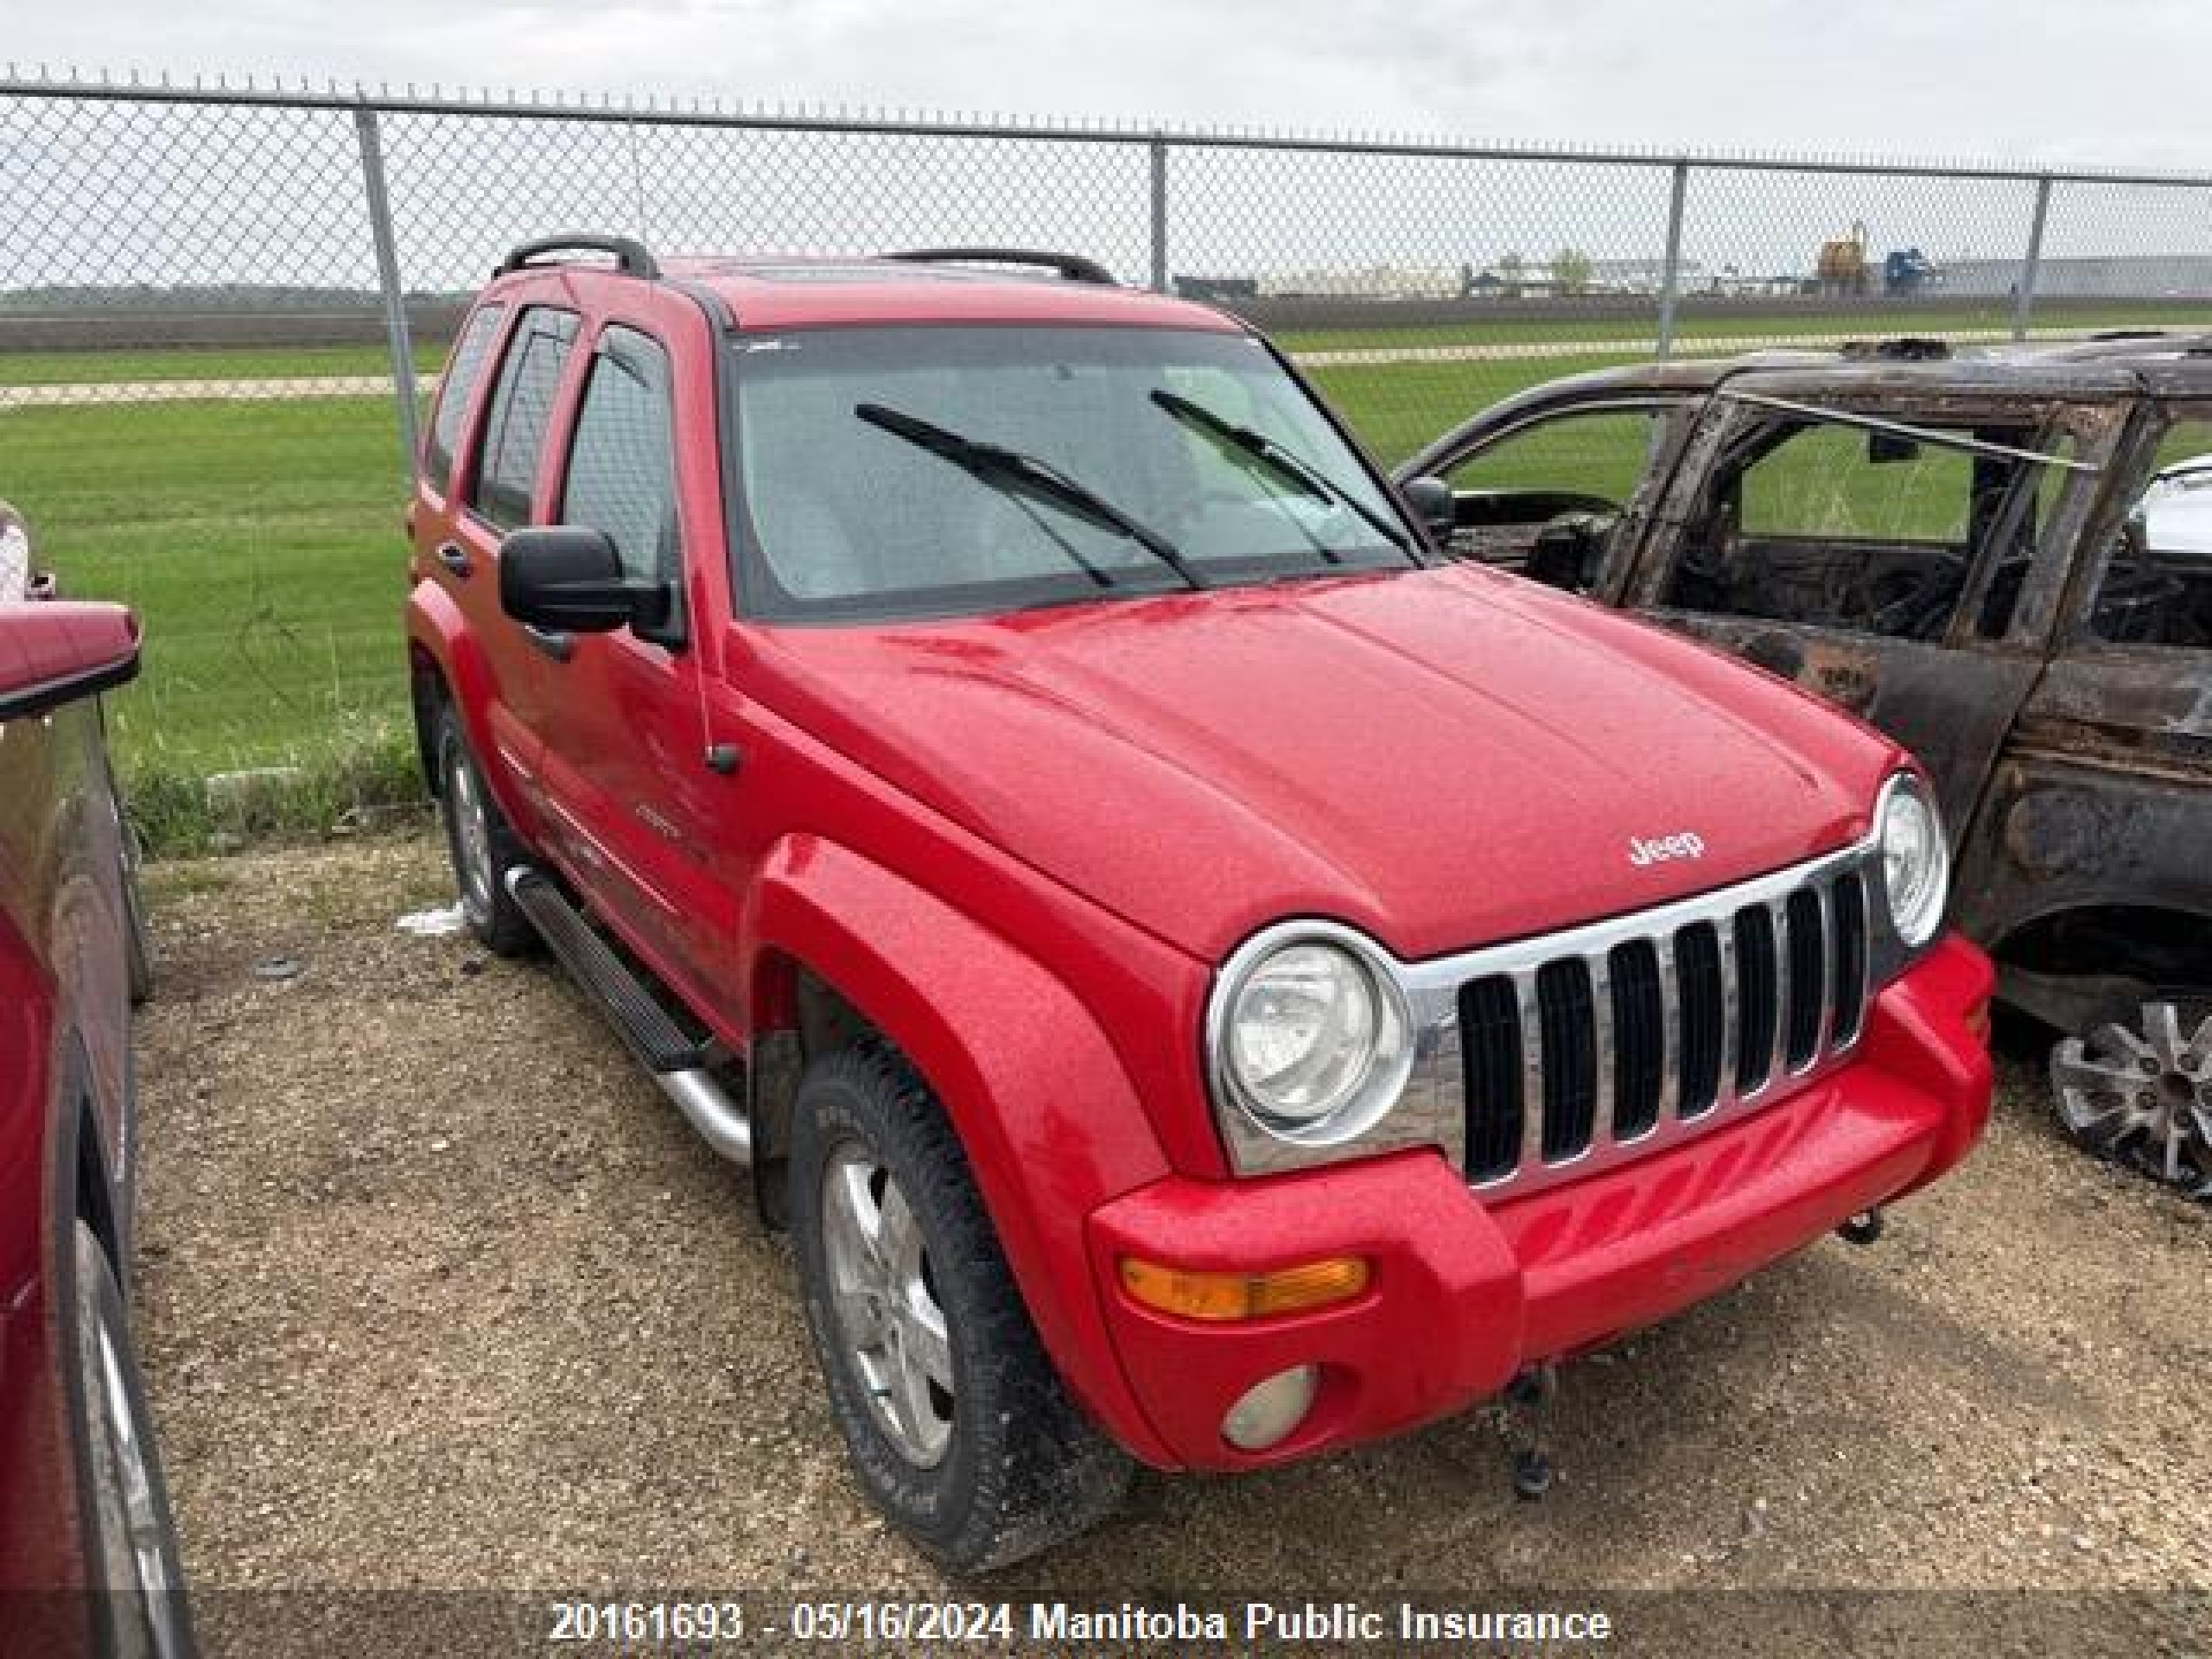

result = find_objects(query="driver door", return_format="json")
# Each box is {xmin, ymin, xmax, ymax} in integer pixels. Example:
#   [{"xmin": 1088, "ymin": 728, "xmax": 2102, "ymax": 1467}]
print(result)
[
  {"xmin": 1398, "ymin": 396, "xmax": 1698, "ymax": 595},
  {"xmin": 1624, "ymin": 390, "xmax": 2109, "ymax": 835}
]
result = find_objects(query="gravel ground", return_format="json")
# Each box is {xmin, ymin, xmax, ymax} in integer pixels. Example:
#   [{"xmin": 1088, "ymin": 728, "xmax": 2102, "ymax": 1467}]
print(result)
[{"xmin": 130, "ymin": 835, "xmax": 2209, "ymax": 1657}]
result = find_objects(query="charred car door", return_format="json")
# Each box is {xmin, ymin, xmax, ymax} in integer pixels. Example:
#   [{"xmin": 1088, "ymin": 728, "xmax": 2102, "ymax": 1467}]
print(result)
[
  {"xmin": 1396, "ymin": 394, "xmax": 1700, "ymax": 598},
  {"xmin": 1980, "ymin": 395, "xmax": 2212, "ymax": 1031},
  {"xmin": 1623, "ymin": 386, "xmax": 2117, "ymax": 837}
]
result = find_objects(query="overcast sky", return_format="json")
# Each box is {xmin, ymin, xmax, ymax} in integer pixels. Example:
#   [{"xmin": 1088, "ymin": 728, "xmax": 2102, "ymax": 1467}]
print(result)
[{"xmin": 9, "ymin": 0, "xmax": 2212, "ymax": 172}]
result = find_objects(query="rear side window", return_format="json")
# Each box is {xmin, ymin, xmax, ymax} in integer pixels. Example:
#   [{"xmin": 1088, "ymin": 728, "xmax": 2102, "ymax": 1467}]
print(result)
[
  {"xmin": 422, "ymin": 302, "xmax": 505, "ymax": 491},
  {"xmin": 1665, "ymin": 407, "xmax": 2075, "ymax": 644},
  {"xmin": 560, "ymin": 327, "xmax": 677, "ymax": 583},
  {"xmin": 471, "ymin": 308, "xmax": 579, "ymax": 531}
]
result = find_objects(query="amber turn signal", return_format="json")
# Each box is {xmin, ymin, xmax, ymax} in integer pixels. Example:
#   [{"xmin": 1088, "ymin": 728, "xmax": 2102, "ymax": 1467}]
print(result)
[
  {"xmin": 1118, "ymin": 1255, "xmax": 1371, "ymax": 1322},
  {"xmin": 1965, "ymin": 999, "xmax": 1993, "ymax": 1045}
]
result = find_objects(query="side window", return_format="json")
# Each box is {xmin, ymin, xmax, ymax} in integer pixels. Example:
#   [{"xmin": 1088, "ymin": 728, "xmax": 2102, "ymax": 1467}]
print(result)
[
  {"xmin": 1737, "ymin": 423, "xmax": 1972, "ymax": 543},
  {"xmin": 422, "ymin": 302, "xmax": 505, "ymax": 491},
  {"xmin": 469, "ymin": 308, "xmax": 579, "ymax": 531},
  {"xmin": 559, "ymin": 327, "xmax": 677, "ymax": 583},
  {"xmin": 1445, "ymin": 406, "xmax": 1668, "ymax": 505},
  {"xmin": 1667, "ymin": 410, "xmax": 2066, "ymax": 643},
  {"xmin": 1437, "ymin": 404, "xmax": 1673, "ymax": 591},
  {"xmin": 2092, "ymin": 411, "xmax": 2212, "ymax": 648}
]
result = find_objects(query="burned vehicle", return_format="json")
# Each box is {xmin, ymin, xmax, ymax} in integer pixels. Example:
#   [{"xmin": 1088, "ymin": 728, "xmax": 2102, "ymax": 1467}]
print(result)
[{"xmin": 1401, "ymin": 334, "xmax": 2212, "ymax": 1197}]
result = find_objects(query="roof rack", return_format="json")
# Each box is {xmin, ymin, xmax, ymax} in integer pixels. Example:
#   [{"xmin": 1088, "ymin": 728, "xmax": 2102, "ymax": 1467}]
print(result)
[
  {"xmin": 1839, "ymin": 336, "xmax": 1949, "ymax": 362},
  {"xmin": 882, "ymin": 247, "xmax": 1116, "ymax": 285},
  {"xmin": 498, "ymin": 232, "xmax": 661, "ymax": 280}
]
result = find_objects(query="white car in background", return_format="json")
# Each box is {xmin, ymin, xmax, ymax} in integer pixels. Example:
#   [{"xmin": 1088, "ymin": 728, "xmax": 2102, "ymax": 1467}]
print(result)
[{"xmin": 2137, "ymin": 454, "xmax": 2212, "ymax": 555}]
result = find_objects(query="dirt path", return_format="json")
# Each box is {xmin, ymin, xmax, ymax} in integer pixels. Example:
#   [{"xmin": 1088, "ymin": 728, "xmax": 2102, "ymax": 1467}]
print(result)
[{"xmin": 130, "ymin": 837, "xmax": 2209, "ymax": 1656}]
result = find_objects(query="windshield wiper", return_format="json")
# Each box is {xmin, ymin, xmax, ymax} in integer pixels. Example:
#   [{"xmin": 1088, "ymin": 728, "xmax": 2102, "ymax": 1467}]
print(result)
[
  {"xmin": 855, "ymin": 403, "xmax": 1205, "ymax": 591},
  {"xmin": 1149, "ymin": 388, "xmax": 1421, "ymax": 567}
]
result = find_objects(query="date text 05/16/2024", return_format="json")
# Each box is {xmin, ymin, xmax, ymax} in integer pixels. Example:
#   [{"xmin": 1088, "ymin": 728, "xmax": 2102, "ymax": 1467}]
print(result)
[{"xmin": 550, "ymin": 1601, "xmax": 1620, "ymax": 1646}]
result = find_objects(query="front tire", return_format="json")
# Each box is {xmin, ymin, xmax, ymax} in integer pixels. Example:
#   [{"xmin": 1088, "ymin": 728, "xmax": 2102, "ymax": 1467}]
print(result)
[
  {"xmin": 433, "ymin": 705, "xmax": 533, "ymax": 957},
  {"xmin": 788, "ymin": 1043, "xmax": 1131, "ymax": 1572},
  {"xmin": 69, "ymin": 1220, "xmax": 196, "ymax": 1659}
]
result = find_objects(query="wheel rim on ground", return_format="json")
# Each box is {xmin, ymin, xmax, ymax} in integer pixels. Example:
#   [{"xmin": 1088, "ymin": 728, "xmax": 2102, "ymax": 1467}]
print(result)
[
  {"xmin": 2051, "ymin": 1001, "xmax": 2212, "ymax": 1198},
  {"xmin": 76, "ymin": 1243, "xmax": 187, "ymax": 1659},
  {"xmin": 819, "ymin": 1141, "xmax": 956, "ymax": 1467},
  {"xmin": 442, "ymin": 736, "xmax": 496, "ymax": 924}
]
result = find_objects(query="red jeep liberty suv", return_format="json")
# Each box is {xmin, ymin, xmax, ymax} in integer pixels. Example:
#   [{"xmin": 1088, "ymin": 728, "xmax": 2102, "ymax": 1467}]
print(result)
[{"xmin": 404, "ymin": 237, "xmax": 1994, "ymax": 1568}]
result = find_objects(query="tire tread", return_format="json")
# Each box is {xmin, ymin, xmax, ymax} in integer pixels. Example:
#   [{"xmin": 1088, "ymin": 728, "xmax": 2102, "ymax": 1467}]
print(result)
[{"xmin": 791, "ymin": 1039, "xmax": 1130, "ymax": 1572}]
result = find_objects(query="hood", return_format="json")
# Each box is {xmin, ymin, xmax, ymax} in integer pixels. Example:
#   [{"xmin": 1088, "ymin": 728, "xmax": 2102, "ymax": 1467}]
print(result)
[{"xmin": 751, "ymin": 563, "xmax": 1900, "ymax": 963}]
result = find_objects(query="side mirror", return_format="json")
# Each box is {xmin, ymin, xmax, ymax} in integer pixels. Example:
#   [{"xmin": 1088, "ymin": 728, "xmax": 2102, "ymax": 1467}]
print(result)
[
  {"xmin": 0, "ymin": 601, "xmax": 141, "ymax": 722},
  {"xmin": 499, "ymin": 527, "xmax": 676, "ymax": 641},
  {"xmin": 1400, "ymin": 475, "xmax": 1457, "ymax": 541}
]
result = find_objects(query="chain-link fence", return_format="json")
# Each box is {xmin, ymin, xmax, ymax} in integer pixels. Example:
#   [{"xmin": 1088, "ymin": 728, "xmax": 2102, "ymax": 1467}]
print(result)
[{"xmin": 5, "ymin": 73, "xmax": 2212, "ymax": 816}]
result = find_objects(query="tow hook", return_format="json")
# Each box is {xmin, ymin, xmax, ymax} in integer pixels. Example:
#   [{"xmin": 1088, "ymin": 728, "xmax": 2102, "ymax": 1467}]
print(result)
[
  {"xmin": 1503, "ymin": 1363, "xmax": 1558, "ymax": 1500},
  {"xmin": 1838, "ymin": 1208, "xmax": 1885, "ymax": 1246}
]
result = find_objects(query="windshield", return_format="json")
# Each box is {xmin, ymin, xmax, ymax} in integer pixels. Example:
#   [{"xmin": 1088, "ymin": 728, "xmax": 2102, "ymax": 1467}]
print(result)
[{"xmin": 729, "ymin": 325, "xmax": 1414, "ymax": 620}]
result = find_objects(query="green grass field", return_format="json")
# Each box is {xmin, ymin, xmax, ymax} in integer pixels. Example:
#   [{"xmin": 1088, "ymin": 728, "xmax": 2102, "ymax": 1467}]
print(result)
[
  {"xmin": 9, "ymin": 302, "xmax": 2208, "ymax": 386},
  {"xmin": 1, "ymin": 392, "xmax": 420, "ymax": 842},
  {"xmin": 3, "ymin": 300, "xmax": 2204, "ymax": 848},
  {"xmin": 0, "ymin": 343, "xmax": 444, "ymax": 386}
]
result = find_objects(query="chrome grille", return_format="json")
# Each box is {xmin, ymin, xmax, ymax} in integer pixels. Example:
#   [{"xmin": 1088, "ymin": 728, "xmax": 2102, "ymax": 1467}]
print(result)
[{"xmin": 1444, "ymin": 849, "xmax": 1875, "ymax": 1199}]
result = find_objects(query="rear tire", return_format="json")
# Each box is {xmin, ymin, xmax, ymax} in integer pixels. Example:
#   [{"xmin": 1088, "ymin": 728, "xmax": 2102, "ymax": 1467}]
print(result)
[
  {"xmin": 69, "ymin": 1220, "xmax": 196, "ymax": 1659},
  {"xmin": 787, "ymin": 1042, "xmax": 1131, "ymax": 1571},
  {"xmin": 2051, "ymin": 1001, "xmax": 2212, "ymax": 1199},
  {"xmin": 434, "ymin": 705, "xmax": 534, "ymax": 957}
]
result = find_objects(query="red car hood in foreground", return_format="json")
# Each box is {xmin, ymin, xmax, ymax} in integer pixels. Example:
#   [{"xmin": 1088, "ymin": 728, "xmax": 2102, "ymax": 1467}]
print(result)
[{"xmin": 756, "ymin": 563, "xmax": 1902, "ymax": 963}]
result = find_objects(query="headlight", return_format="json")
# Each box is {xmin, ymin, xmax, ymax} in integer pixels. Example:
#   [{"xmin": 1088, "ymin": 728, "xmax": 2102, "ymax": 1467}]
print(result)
[
  {"xmin": 1211, "ymin": 926, "xmax": 1414, "ymax": 1147},
  {"xmin": 1877, "ymin": 772, "xmax": 1948, "ymax": 950}
]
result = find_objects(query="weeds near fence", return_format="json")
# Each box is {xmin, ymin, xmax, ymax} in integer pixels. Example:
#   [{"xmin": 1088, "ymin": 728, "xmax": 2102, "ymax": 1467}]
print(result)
[{"xmin": 125, "ymin": 717, "xmax": 429, "ymax": 856}]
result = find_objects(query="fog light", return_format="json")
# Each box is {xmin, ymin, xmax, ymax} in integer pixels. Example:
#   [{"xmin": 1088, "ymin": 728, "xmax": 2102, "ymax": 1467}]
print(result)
[{"xmin": 1221, "ymin": 1363, "xmax": 1319, "ymax": 1452}]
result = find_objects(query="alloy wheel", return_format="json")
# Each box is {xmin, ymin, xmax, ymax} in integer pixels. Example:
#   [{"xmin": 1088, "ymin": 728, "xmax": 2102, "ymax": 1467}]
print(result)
[
  {"xmin": 74, "ymin": 1230, "xmax": 188, "ymax": 1659},
  {"xmin": 442, "ymin": 737, "xmax": 496, "ymax": 923},
  {"xmin": 2052, "ymin": 1001, "xmax": 2212, "ymax": 1199},
  {"xmin": 819, "ymin": 1141, "xmax": 956, "ymax": 1466}
]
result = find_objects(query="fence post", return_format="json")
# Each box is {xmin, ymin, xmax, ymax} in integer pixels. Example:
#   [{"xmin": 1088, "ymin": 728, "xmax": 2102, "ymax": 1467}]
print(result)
[
  {"xmin": 1655, "ymin": 160, "xmax": 1690, "ymax": 359},
  {"xmin": 2013, "ymin": 175, "xmax": 2053, "ymax": 342},
  {"xmin": 1147, "ymin": 134, "xmax": 1170, "ymax": 293},
  {"xmin": 353, "ymin": 101, "xmax": 422, "ymax": 478}
]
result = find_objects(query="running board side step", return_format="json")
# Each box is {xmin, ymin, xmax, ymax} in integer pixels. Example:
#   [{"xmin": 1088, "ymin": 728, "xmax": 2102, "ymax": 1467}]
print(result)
[{"xmin": 505, "ymin": 868, "xmax": 752, "ymax": 1166}]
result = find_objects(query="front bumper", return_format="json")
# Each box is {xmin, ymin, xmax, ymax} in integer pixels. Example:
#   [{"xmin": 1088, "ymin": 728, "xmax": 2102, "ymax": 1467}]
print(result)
[{"xmin": 1084, "ymin": 935, "xmax": 1993, "ymax": 1471}]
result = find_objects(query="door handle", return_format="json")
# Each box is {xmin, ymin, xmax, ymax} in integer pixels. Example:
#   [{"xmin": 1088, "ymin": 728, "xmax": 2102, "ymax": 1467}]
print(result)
[
  {"xmin": 522, "ymin": 623, "xmax": 574, "ymax": 663},
  {"xmin": 435, "ymin": 542, "xmax": 472, "ymax": 578}
]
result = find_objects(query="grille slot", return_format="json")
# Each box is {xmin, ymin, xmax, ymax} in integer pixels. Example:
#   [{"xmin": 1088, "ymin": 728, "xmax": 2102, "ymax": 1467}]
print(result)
[
  {"xmin": 1459, "ymin": 974, "xmax": 1523, "ymax": 1183},
  {"xmin": 1785, "ymin": 887, "xmax": 1827, "ymax": 1068},
  {"xmin": 1535, "ymin": 958, "xmax": 1599, "ymax": 1160},
  {"xmin": 1830, "ymin": 871, "xmax": 1869, "ymax": 1048},
  {"xmin": 1456, "ymin": 849, "xmax": 1873, "ymax": 1194},
  {"xmin": 1732, "ymin": 905, "xmax": 1778, "ymax": 1096},
  {"xmin": 1608, "ymin": 939, "xmax": 1666, "ymax": 1138},
  {"xmin": 1675, "ymin": 922, "xmax": 1725, "ymax": 1119}
]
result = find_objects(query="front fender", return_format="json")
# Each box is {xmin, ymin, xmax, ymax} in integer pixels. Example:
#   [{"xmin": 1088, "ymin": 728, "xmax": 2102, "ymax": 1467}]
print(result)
[{"xmin": 742, "ymin": 835, "xmax": 1178, "ymax": 1465}]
